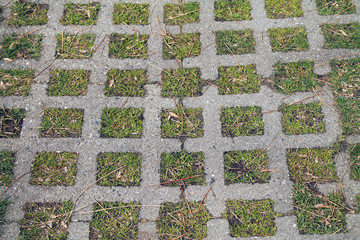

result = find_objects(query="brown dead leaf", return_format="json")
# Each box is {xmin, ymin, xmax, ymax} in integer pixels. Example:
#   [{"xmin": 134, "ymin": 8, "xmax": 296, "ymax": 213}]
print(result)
[
  {"xmin": 314, "ymin": 204, "xmax": 330, "ymax": 209},
  {"xmin": 169, "ymin": 112, "xmax": 180, "ymax": 118}
]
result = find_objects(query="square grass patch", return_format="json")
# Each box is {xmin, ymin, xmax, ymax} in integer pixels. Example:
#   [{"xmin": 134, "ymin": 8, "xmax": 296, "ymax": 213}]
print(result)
[
  {"xmin": 160, "ymin": 151, "xmax": 205, "ymax": 186},
  {"xmin": 157, "ymin": 201, "xmax": 211, "ymax": 239},
  {"xmin": 40, "ymin": 108, "xmax": 84, "ymax": 138},
  {"xmin": 8, "ymin": 0, "xmax": 48, "ymax": 26},
  {"xmin": 316, "ymin": 0, "xmax": 356, "ymax": 15},
  {"xmin": 349, "ymin": 144, "xmax": 360, "ymax": 180},
  {"xmin": 265, "ymin": 0, "xmax": 303, "ymax": 18},
  {"xmin": 19, "ymin": 201, "xmax": 73, "ymax": 240},
  {"xmin": 96, "ymin": 152, "xmax": 141, "ymax": 187},
  {"xmin": 0, "ymin": 108, "xmax": 25, "ymax": 138},
  {"xmin": 216, "ymin": 30, "xmax": 256, "ymax": 55},
  {"xmin": 273, "ymin": 61, "xmax": 321, "ymax": 94},
  {"xmin": 61, "ymin": 3, "xmax": 100, "ymax": 25},
  {"xmin": 287, "ymin": 148, "xmax": 338, "ymax": 184},
  {"xmin": 163, "ymin": 33, "xmax": 201, "ymax": 61},
  {"xmin": 224, "ymin": 150, "xmax": 270, "ymax": 184},
  {"xmin": 161, "ymin": 68, "xmax": 204, "ymax": 98},
  {"xmin": 225, "ymin": 199, "xmax": 278, "ymax": 237},
  {"xmin": 100, "ymin": 108, "xmax": 143, "ymax": 138},
  {"xmin": 164, "ymin": 2, "xmax": 200, "ymax": 26},
  {"xmin": 55, "ymin": 33, "xmax": 95, "ymax": 59},
  {"xmin": 113, "ymin": 3, "xmax": 149, "ymax": 25},
  {"xmin": 214, "ymin": 0, "xmax": 251, "ymax": 21},
  {"xmin": 0, "ymin": 69, "xmax": 34, "ymax": 96},
  {"xmin": 0, "ymin": 199, "xmax": 9, "ymax": 225},
  {"xmin": 322, "ymin": 23, "xmax": 360, "ymax": 49},
  {"xmin": 30, "ymin": 152, "xmax": 78, "ymax": 186},
  {"xmin": 329, "ymin": 58, "xmax": 360, "ymax": 135},
  {"xmin": 48, "ymin": 69, "xmax": 89, "ymax": 96},
  {"xmin": 269, "ymin": 27, "xmax": 309, "ymax": 52},
  {"xmin": 0, "ymin": 34, "xmax": 42, "ymax": 60},
  {"xmin": 90, "ymin": 202, "xmax": 140, "ymax": 239},
  {"xmin": 109, "ymin": 34, "xmax": 148, "ymax": 59},
  {"xmin": 216, "ymin": 65, "xmax": 260, "ymax": 95},
  {"xmin": 280, "ymin": 102, "xmax": 325, "ymax": 135},
  {"xmin": 161, "ymin": 105, "xmax": 204, "ymax": 138},
  {"xmin": 0, "ymin": 150, "xmax": 15, "ymax": 186},
  {"xmin": 293, "ymin": 184, "xmax": 347, "ymax": 234},
  {"xmin": 105, "ymin": 69, "xmax": 146, "ymax": 97},
  {"xmin": 221, "ymin": 106, "xmax": 264, "ymax": 137}
]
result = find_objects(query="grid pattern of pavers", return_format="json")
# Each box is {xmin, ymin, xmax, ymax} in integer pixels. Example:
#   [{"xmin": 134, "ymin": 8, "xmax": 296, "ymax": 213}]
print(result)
[{"xmin": 0, "ymin": 0, "xmax": 360, "ymax": 239}]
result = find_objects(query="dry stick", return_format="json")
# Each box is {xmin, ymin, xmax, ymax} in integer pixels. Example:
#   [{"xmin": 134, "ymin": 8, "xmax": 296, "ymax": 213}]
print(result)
[
  {"xmin": 74, "ymin": 204, "xmax": 161, "ymax": 216},
  {"xmin": 144, "ymin": 174, "xmax": 204, "ymax": 188},
  {"xmin": 195, "ymin": 185, "xmax": 212, "ymax": 213},
  {"xmin": 93, "ymin": 35, "xmax": 107, "ymax": 52},
  {"xmin": 180, "ymin": 185, "xmax": 193, "ymax": 217},
  {"xmin": 33, "ymin": 58, "xmax": 56, "ymax": 79},
  {"xmin": 312, "ymin": 88, "xmax": 335, "ymax": 110}
]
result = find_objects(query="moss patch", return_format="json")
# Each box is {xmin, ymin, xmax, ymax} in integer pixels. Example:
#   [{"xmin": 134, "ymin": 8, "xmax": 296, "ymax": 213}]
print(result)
[
  {"xmin": 109, "ymin": 34, "xmax": 148, "ymax": 59},
  {"xmin": 164, "ymin": 2, "xmax": 200, "ymax": 26},
  {"xmin": 280, "ymin": 102, "xmax": 325, "ymax": 135},
  {"xmin": 0, "ymin": 150, "xmax": 15, "ymax": 186},
  {"xmin": 61, "ymin": 3, "xmax": 100, "ymax": 25},
  {"xmin": 287, "ymin": 148, "xmax": 338, "ymax": 184},
  {"xmin": 216, "ymin": 30, "xmax": 256, "ymax": 55},
  {"xmin": 216, "ymin": 65, "xmax": 260, "ymax": 95},
  {"xmin": 214, "ymin": 0, "xmax": 251, "ymax": 21},
  {"xmin": 293, "ymin": 184, "xmax": 346, "ymax": 234},
  {"xmin": 161, "ymin": 68, "xmax": 204, "ymax": 98},
  {"xmin": 8, "ymin": 0, "xmax": 48, "ymax": 26},
  {"xmin": 105, "ymin": 69, "xmax": 146, "ymax": 97},
  {"xmin": 55, "ymin": 33, "xmax": 95, "ymax": 59},
  {"xmin": 161, "ymin": 105, "xmax": 204, "ymax": 138},
  {"xmin": 113, "ymin": 3, "xmax": 149, "ymax": 25},
  {"xmin": 48, "ymin": 69, "xmax": 89, "ymax": 96},
  {"xmin": 225, "ymin": 199, "xmax": 277, "ymax": 237},
  {"xmin": 349, "ymin": 144, "xmax": 360, "ymax": 180},
  {"xmin": 224, "ymin": 150, "xmax": 270, "ymax": 184},
  {"xmin": 40, "ymin": 108, "xmax": 84, "ymax": 138},
  {"xmin": 273, "ymin": 61, "xmax": 321, "ymax": 94},
  {"xmin": 100, "ymin": 108, "xmax": 143, "ymax": 138},
  {"xmin": 157, "ymin": 201, "xmax": 211, "ymax": 239},
  {"xmin": 268, "ymin": 27, "xmax": 309, "ymax": 52},
  {"xmin": 316, "ymin": 0, "xmax": 356, "ymax": 15},
  {"xmin": 0, "ymin": 108, "xmax": 25, "ymax": 138},
  {"xmin": 0, "ymin": 34, "xmax": 42, "ymax": 60},
  {"xmin": 163, "ymin": 33, "xmax": 201, "ymax": 61},
  {"xmin": 0, "ymin": 69, "xmax": 34, "ymax": 96},
  {"xmin": 160, "ymin": 151, "xmax": 205, "ymax": 186},
  {"xmin": 265, "ymin": 0, "xmax": 303, "ymax": 18},
  {"xmin": 96, "ymin": 152, "xmax": 141, "ymax": 187},
  {"xmin": 90, "ymin": 202, "xmax": 140, "ymax": 239},
  {"xmin": 322, "ymin": 23, "xmax": 360, "ymax": 49},
  {"xmin": 221, "ymin": 106, "xmax": 264, "ymax": 137},
  {"xmin": 30, "ymin": 152, "xmax": 78, "ymax": 186}
]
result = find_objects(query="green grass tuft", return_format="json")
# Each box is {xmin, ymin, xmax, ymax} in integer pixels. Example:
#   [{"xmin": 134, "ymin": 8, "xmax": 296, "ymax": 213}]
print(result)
[
  {"xmin": 214, "ymin": 0, "xmax": 251, "ymax": 21},
  {"xmin": 19, "ymin": 201, "xmax": 73, "ymax": 240},
  {"xmin": 221, "ymin": 106, "xmax": 264, "ymax": 137},
  {"xmin": 100, "ymin": 108, "xmax": 143, "ymax": 138},
  {"xmin": 356, "ymin": 195, "xmax": 360, "ymax": 213},
  {"xmin": 225, "ymin": 199, "xmax": 278, "ymax": 237},
  {"xmin": 280, "ymin": 102, "xmax": 325, "ymax": 135},
  {"xmin": 0, "ymin": 34, "xmax": 42, "ymax": 60},
  {"xmin": 0, "ymin": 150, "xmax": 15, "ymax": 186},
  {"xmin": 349, "ymin": 144, "xmax": 360, "ymax": 180},
  {"xmin": 89, "ymin": 202, "xmax": 140, "ymax": 239},
  {"xmin": 0, "ymin": 69, "xmax": 34, "ymax": 96},
  {"xmin": 268, "ymin": 27, "xmax": 309, "ymax": 52},
  {"xmin": 105, "ymin": 69, "xmax": 146, "ymax": 97},
  {"xmin": 224, "ymin": 150, "xmax": 270, "ymax": 184},
  {"xmin": 216, "ymin": 30, "xmax": 256, "ymax": 55},
  {"xmin": 157, "ymin": 201, "xmax": 211, "ymax": 239},
  {"xmin": 113, "ymin": 3, "xmax": 149, "ymax": 25},
  {"xmin": 216, "ymin": 65, "xmax": 260, "ymax": 95},
  {"xmin": 40, "ymin": 108, "xmax": 84, "ymax": 138},
  {"xmin": 322, "ymin": 23, "xmax": 360, "ymax": 49},
  {"xmin": 160, "ymin": 151, "xmax": 205, "ymax": 186},
  {"xmin": 61, "ymin": 3, "xmax": 100, "ymax": 25},
  {"xmin": 265, "ymin": 0, "xmax": 303, "ymax": 18},
  {"xmin": 31, "ymin": 152, "xmax": 78, "ymax": 186},
  {"xmin": 48, "ymin": 69, "xmax": 89, "ymax": 96},
  {"xmin": 55, "ymin": 33, "xmax": 95, "ymax": 59},
  {"xmin": 161, "ymin": 68, "xmax": 204, "ymax": 98},
  {"xmin": 0, "ymin": 199, "xmax": 9, "ymax": 225},
  {"xmin": 0, "ymin": 108, "xmax": 25, "ymax": 138},
  {"xmin": 164, "ymin": 2, "xmax": 200, "ymax": 26},
  {"xmin": 109, "ymin": 34, "xmax": 148, "ymax": 59},
  {"xmin": 316, "ymin": 0, "xmax": 356, "ymax": 15},
  {"xmin": 8, "ymin": 0, "xmax": 48, "ymax": 26},
  {"xmin": 163, "ymin": 33, "xmax": 201, "ymax": 61},
  {"xmin": 96, "ymin": 152, "xmax": 141, "ymax": 187}
]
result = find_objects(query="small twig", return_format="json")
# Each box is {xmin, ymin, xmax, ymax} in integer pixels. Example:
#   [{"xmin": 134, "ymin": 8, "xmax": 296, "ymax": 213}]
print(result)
[
  {"xmin": 93, "ymin": 35, "xmax": 107, "ymax": 52},
  {"xmin": 144, "ymin": 174, "xmax": 204, "ymax": 188},
  {"xmin": 195, "ymin": 185, "xmax": 212, "ymax": 213},
  {"xmin": 33, "ymin": 58, "xmax": 56, "ymax": 78}
]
